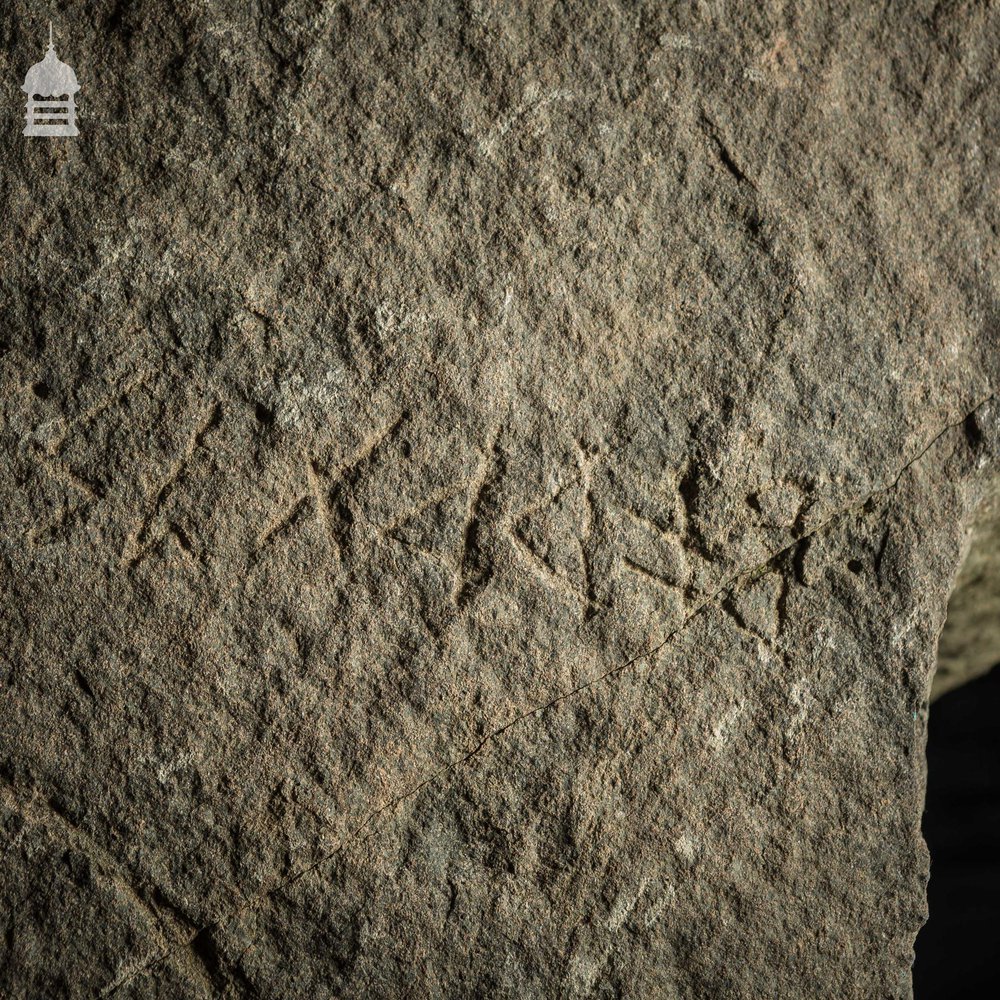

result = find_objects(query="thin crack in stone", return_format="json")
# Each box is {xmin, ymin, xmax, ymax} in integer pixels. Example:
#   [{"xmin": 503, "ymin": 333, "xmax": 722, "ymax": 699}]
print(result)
[{"xmin": 99, "ymin": 392, "xmax": 995, "ymax": 994}]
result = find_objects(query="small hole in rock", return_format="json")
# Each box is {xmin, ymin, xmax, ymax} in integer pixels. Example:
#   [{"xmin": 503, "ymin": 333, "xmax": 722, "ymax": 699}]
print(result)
[
  {"xmin": 32, "ymin": 381, "xmax": 50, "ymax": 400},
  {"xmin": 847, "ymin": 559, "xmax": 864, "ymax": 574},
  {"xmin": 255, "ymin": 402, "xmax": 275, "ymax": 426}
]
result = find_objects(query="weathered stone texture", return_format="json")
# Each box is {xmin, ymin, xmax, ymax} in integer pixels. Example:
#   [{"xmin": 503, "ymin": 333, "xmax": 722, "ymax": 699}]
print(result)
[
  {"xmin": 935, "ymin": 480, "xmax": 1000, "ymax": 698},
  {"xmin": 1, "ymin": 1, "xmax": 998, "ymax": 997}
]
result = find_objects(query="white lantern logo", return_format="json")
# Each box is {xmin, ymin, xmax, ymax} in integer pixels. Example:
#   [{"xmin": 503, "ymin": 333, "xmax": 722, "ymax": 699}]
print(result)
[{"xmin": 22, "ymin": 23, "xmax": 80, "ymax": 138}]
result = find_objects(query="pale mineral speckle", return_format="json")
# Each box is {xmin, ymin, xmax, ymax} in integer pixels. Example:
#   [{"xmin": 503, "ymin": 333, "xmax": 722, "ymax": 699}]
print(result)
[{"xmin": 674, "ymin": 834, "xmax": 699, "ymax": 865}]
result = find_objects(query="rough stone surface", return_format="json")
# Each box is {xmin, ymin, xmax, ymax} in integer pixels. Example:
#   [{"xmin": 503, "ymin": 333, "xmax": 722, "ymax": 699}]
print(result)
[
  {"xmin": 1, "ymin": 2, "xmax": 998, "ymax": 997},
  {"xmin": 934, "ymin": 487, "xmax": 1000, "ymax": 698}
]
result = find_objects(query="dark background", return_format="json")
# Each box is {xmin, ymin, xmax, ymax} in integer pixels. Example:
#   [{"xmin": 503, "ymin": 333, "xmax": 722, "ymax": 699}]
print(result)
[{"xmin": 914, "ymin": 665, "xmax": 1000, "ymax": 997}]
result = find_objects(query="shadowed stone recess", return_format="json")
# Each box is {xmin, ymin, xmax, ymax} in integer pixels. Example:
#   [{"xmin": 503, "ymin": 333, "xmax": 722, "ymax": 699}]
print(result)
[
  {"xmin": 0, "ymin": 2, "xmax": 998, "ymax": 998},
  {"xmin": 934, "ymin": 478, "xmax": 1000, "ymax": 699}
]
